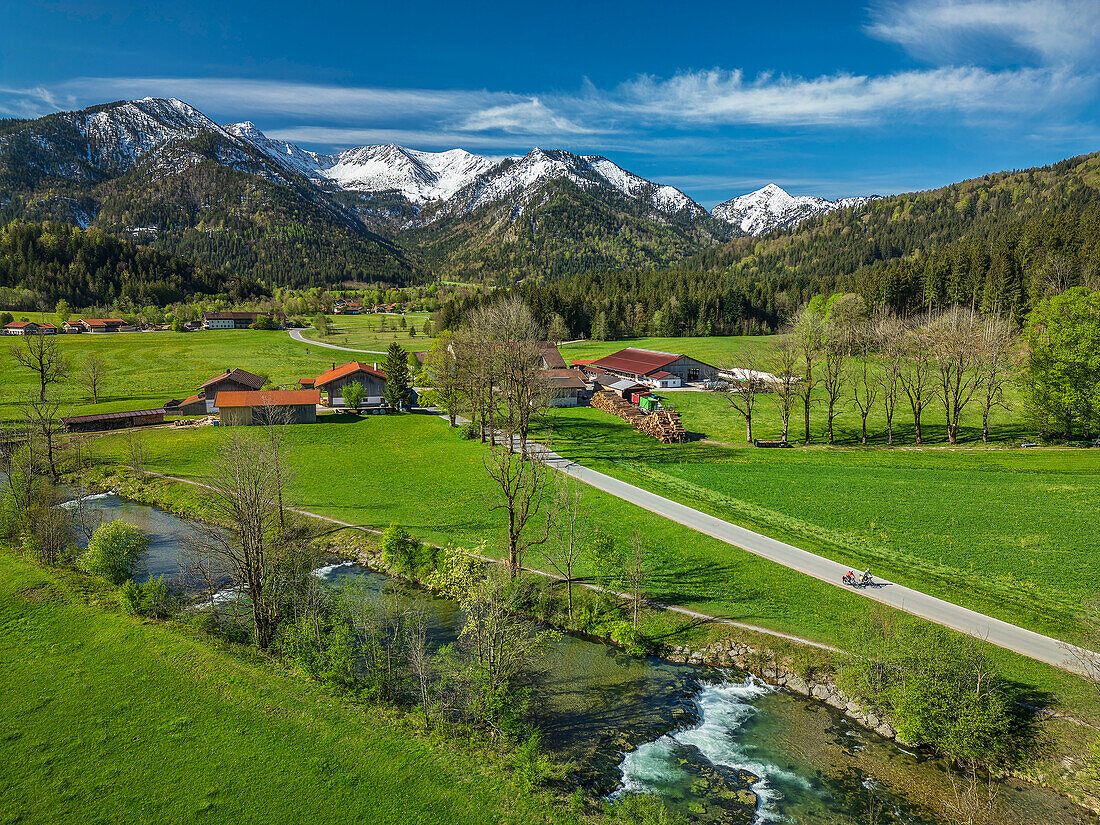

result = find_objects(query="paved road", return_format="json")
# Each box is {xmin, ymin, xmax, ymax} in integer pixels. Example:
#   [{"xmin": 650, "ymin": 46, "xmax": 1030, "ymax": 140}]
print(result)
[
  {"xmin": 287, "ymin": 328, "xmax": 385, "ymax": 354},
  {"xmin": 517, "ymin": 438, "xmax": 1093, "ymax": 677}
]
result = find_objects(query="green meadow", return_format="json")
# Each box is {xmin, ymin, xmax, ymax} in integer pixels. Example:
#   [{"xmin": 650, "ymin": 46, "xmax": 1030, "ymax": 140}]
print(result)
[
  {"xmin": 298, "ymin": 312, "xmax": 432, "ymax": 353},
  {"xmin": 0, "ymin": 549, "xmax": 563, "ymax": 825}
]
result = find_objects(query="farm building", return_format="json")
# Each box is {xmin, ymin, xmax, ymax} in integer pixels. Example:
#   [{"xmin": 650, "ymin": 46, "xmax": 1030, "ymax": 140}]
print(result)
[
  {"xmin": 536, "ymin": 343, "xmax": 567, "ymax": 369},
  {"xmin": 607, "ymin": 379, "xmax": 651, "ymax": 400},
  {"xmin": 62, "ymin": 408, "xmax": 165, "ymax": 433},
  {"xmin": 202, "ymin": 311, "xmax": 284, "ymax": 330},
  {"xmin": 3, "ymin": 321, "xmax": 56, "ymax": 335},
  {"xmin": 172, "ymin": 368, "xmax": 267, "ymax": 415},
  {"xmin": 313, "ymin": 361, "xmax": 388, "ymax": 408},
  {"xmin": 586, "ymin": 348, "xmax": 719, "ymax": 387},
  {"xmin": 80, "ymin": 318, "xmax": 130, "ymax": 333},
  {"xmin": 62, "ymin": 321, "xmax": 84, "ymax": 333},
  {"xmin": 540, "ymin": 369, "xmax": 589, "ymax": 407},
  {"xmin": 216, "ymin": 390, "xmax": 320, "ymax": 426}
]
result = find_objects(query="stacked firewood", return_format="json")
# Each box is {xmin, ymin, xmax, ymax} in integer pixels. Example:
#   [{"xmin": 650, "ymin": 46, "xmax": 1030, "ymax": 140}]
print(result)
[{"xmin": 589, "ymin": 390, "xmax": 686, "ymax": 443}]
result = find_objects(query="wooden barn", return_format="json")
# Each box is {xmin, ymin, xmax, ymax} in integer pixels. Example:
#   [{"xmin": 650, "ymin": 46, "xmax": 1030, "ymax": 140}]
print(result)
[
  {"xmin": 62, "ymin": 408, "xmax": 165, "ymax": 433},
  {"xmin": 587, "ymin": 348, "xmax": 719, "ymax": 387},
  {"xmin": 215, "ymin": 389, "xmax": 320, "ymax": 426},
  {"xmin": 313, "ymin": 361, "xmax": 388, "ymax": 408}
]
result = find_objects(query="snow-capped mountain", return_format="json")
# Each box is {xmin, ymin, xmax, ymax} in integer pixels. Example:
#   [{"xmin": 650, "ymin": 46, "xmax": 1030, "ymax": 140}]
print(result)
[
  {"xmin": 428, "ymin": 148, "xmax": 708, "ymax": 222},
  {"xmin": 711, "ymin": 184, "xmax": 876, "ymax": 235},
  {"xmin": 225, "ymin": 122, "xmax": 496, "ymax": 204}
]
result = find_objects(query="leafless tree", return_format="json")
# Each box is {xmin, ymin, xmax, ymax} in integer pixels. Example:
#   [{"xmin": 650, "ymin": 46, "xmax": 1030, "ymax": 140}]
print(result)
[
  {"xmin": 792, "ymin": 305, "xmax": 823, "ymax": 444},
  {"xmin": 538, "ymin": 475, "xmax": 588, "ymax": 623},
  {"xmin": 454, "ymin": 313, "xmax": 498, "ymax": 443},
  {"xmin": 80, "ymin": 354, "xmax": 106, "ymax": 403},
  {"xmin": 125, "ymin": 428, "xmax": 147, "ymax": 474},
  {"xmin": 943, "ymin": 763, "xmax": 1000, "ymax": 825},
  {"xmin": 899, "ymin": 317, "xmax": 935, "ymax": 445},
  {"xmin": 851, "ymin": 350, "xmax": 879, "ymax": 446},
  {"xmin": 25, "ymin": 394, "xmax": 66, "ymax": 479},
  {"xmin": 820, "ymin": 330, "xmax": 849, "ymax": 445},
  {"xmin": 721, "ymin": 350, "xmax": 767, "ymax": 443},
  {"xmin": 484, "ymin": 297, "xmax": 547, "ymax": 458},
  {"xmin": 770, "ymin": 336, "xmax": 800, "ymax": 442},
  {"xmin": 874, "ymin": 312, "xmax": 906, "ymax": 446},
  {"xmin": 485, "ymin": 439, "xmax": 550, "ymax": 578},
  {"xmin": 11, "ymin": 332, "xmax": 68, "ymax": 401},
  {"xmin": 930, "ymin": 306, "xmax": 983, "ymax": 445},
  {"xmin": 259, "ymin": 396, "xmax": 296, "ymax": 531},
  {"xmin": 190, "ymin": 428, "xmax": 315, "ymax": 649},
  {"xmin": 404, "ymin": 609, "xmax": 435, "ymax": 730},
  {"xmin": 976, "ymin": 314, "xmax": 1017, "ymax": 443}
]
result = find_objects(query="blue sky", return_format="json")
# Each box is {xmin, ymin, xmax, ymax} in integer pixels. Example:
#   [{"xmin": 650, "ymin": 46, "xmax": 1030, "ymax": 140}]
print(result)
[{"xmin": 3, "ymin": 0, "xmax": 1100, "ymax": 206}]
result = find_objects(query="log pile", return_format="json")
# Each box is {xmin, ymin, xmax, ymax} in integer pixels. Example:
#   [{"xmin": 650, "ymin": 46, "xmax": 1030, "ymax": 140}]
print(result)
[{"xmin": 590, "ymin": 390, "xmax": 686, "ymax": 443}]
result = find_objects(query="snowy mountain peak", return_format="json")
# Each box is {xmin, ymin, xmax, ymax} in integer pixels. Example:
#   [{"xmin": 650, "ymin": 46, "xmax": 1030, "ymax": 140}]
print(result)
[{"xmin": 711, "ymin": 184, "xmax": 875, "ymax": 235}]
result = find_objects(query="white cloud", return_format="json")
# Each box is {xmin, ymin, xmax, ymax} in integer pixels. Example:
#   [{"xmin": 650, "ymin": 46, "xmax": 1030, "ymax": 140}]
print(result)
[
  {"xmin": 602, "ymin": 65, "xmax": 1088, "ymax": 126},
  {"xmin": 867, "ymin": 0, "xmax": 1100, "ymax": 64},
  {"xmin": 456, "ymin": 97, "xmax": 598, "ymax": 134}
]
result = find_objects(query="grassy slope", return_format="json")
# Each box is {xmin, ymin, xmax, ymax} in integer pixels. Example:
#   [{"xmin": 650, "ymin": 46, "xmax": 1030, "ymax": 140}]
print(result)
[
  {"xmin": 0, "ymin": 329, "xmax": 339, "ymax": 418},
  {"xmin": 299, "ymin": 313, "xmax": 432, "ymax": 353},
  {"xmin": 0, "ymin": 550, "xmax": 557, "ymax": 825},
  {"xmin": 88, "ymin": 413, "xmax": 1100, "ymax": 722}
]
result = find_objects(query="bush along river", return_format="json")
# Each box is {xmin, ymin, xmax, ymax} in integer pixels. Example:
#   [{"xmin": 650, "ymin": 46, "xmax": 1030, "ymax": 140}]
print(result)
[{"xmin": 74, "ymin": 492, "xmax": 1096, "ymax": 825}]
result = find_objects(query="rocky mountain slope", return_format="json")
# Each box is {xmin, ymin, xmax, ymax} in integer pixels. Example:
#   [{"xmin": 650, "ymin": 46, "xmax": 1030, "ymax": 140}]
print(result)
[{"xmin": 711, "ymin": 183, "xmax": 876, "ymax": 235}]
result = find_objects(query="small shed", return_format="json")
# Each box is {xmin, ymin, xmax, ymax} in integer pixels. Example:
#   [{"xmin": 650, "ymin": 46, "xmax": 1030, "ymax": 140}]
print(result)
[
  {"xmin": 609, "ymin": 379, "xmax": 649, "ymax": 401},
  {"xmin": 540, "ymin": 368, "xmax": 589, "ymax": 408},
  {"xmin": 215, "ymin": 389, "xmax": 320, "ymax": 426},
  {"xmin": 62, "ymin": 408, "xmax": 165, "ymax": 432}
]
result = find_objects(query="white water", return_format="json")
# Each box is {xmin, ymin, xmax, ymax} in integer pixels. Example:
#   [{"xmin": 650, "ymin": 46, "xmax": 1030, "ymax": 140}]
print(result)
[
  {"xmin": 618, "ymin": 676, "xmax": 813, "ymax": 824},
  {"xmin": 312, "ymin": 561, "xmax": 356, "ymax": 579},
  {"xmin": 57, "ymin": 492, "xmax": 111, "ymax": 510}
]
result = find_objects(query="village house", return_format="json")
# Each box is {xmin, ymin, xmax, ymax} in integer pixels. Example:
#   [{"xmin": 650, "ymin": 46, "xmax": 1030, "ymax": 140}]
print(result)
[
  {"xmin": 583, "ymin": 348, "xmax": 719, "ymax": 388},
  {"xmin": 313, "ymin": 361, "xmax": 388, "ymax": 409},
  {"xmin": 62, "ymin": 321, "xmax": 84, "ymax": 333},
  {"xmin": 216, "ymin": 389, "xmax": 319, "ymax": 426},
  {"xmin": 80, "ymin": 318, "xmax": 130, "ymax": 333},
  {"xmin": 201, "ymin": 311, "xmax": 284, "ymax": 330},
  {"xmin": 3, "ymin": 321, "xmax": 56, "ymax": 335},
  {"xmin": 171, "ymin": 368, "xmax": 267, "ymax": 415},
  {"xmin": 540, "ymin": 368, "xmax": 589, "ymax": 407},
  {"xmin": 333, "ymin": 301, "xmax": 362, "ymax": 315}
]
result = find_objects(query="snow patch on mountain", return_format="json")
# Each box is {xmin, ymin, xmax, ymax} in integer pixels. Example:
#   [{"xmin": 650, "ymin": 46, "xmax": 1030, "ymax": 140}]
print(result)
[{"xmin": 711, "ymin": 184, "xmax": 876, "ymax": 235}]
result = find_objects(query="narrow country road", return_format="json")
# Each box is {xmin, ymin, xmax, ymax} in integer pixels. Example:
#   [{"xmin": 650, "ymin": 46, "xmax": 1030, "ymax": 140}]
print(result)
[
  {"xmin": 518, "ymin": 438, "xmax": 1092, "ymax": 677},
  {"xmin": 287, "ymin": 327, "xmax": 385, "ymax": 354}
]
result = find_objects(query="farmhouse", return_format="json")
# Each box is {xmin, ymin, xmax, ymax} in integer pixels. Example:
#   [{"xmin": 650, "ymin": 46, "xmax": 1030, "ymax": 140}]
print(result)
[
  {"xmin": 62, "ymin": 408, "xmax": 165, "ymax": 433},
  {"xmin": 173, "ymin": 368, "xmax": 267, "ymax": 415},
  {"xmin": 80, "ymin": 318, "xmax": 129, "ymax": 333},
  {"xmin": 536, "ymin": 342, "xmax": 567, "ymax": 369},
  {"xmin": 62, "ymin": 321, "xmax": 84, "ymax": 333},
  {"xmin": 540, "ymin": 368, "xmax": 589, "ymax": 407},
  {"xmin": 216, "ymin": 389, "xmax": 320, "ymax": 426},
  {"xmin": 202, "ymin": 311, "xmax": 283, "ymax": 330},
  {"xmin": 586, "ymin": 348, "xmax": 719, "ymax": 388},
  {"xmin": 3, "ymin": 321, "xmax": 56, "ymax": 335},
  {"xmin": 313, "ymin": 361, "xmax": 388, "ymax": 408}
]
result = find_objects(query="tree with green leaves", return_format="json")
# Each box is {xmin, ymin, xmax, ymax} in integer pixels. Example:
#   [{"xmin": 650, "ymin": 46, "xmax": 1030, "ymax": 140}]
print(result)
[
  {"xmin": 81, "ymin": 520, "xmax": 149, "ymax": 585},
  {"xmin": 383, "ymin": 342, "xmax": 415, "ymax": 410},
  {"xmin": 1025, "ymin": 287, "xmax": 1100, "ymax": 437},
  {"xmin": 421, "ymin": 332, "xmax": 465, "ymax": 427},
  {"xmin": 54, "ymin": 299, "xmax": 71, "ymax": 323},
  {"xmin": 342, "ymin": 380, "xmax": 365, "ymax": 413},
  {"xmin": 313, "ymin": 313, "xmax": 331, "ymax": 337}
]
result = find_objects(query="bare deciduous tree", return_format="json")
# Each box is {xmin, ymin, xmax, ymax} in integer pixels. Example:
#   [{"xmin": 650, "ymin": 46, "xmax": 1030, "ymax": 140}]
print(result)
[
  {"xmin": 25, "ymin": 394, "xmax": 66, "ymax": 479},
  {"xmin": 191, "ymin": 428, "xmax": 315, "ymax": 649},
  {"xmin": 486, "ymin": 440, "xmax": 549, "ymax": 578},
  {"xmin": 850, "ymin": 323, "xmax": 879, "ymax": 446},
  {"xmin": 624, "ymin": 530, "xmax": 649, "ymax": 629},
  {"xmin": 976, "ymin": 314, "xmax": 1017, "ymax": 443},
  {"xmin": 11, "ymin": 332, "xmax": 68, "ymax": 401},
  {"xmin": 721, "ymin": 350, "xmax": 767, "ymax": 443},
  {"xmin": 538, "ymin": 475, "xmax": 588, "ymax": 623},
  {"xmin": 821, "ymin": 330, "xmax": 849, "ymax": 445},
  {"xmin": 874, "ymin": 312, "xmax": 906, "ymax": 446},
  {"xmin": 930, "ymin": 306, "xmax": 983, "ymax": 445},
  {"xmin": 404, "ymin": 609, "xmax": 435, "ymax": 730},
  {"xmin": 770, "ymin": 336, "xmax": 800, "ymax": 442},
  {"xmin": 792, "ymin": 305, "xmax": 823, "ymax": 444},
  {"xmin": 899, "ymin": 317, "xmax": 935, "ymax": 445},
  {"xmin": 80, "ymin": 354, "xmax": 106, "ymax": 403}
]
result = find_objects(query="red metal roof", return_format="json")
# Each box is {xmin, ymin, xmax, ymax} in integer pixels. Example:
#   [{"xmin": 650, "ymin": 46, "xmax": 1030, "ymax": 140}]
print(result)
[
  {"xmin": 650, "ymin": 370, "xmax": 673, "ymax": 379},
  {"xmin": 5, "ymin": 321, "xmax": 36, "ymax": 329},
  {"xmin": 590, "ymin": 348, "xmax": 681, "ymax": 377},
  {"xmin": 81, "ymin": 318, "xmax": 125, "ymax": 326},
  {"xmin": 215, "ymin": 389, "xmax": 320, "ymax": 408},
  {"xmin": 313, "ymin": 361, "xmax": 386, "ymax": 387},
  {"xmin": 299, "ymin": 377, "xmax": 315, "ymax": 387},
  {"xmin": 200, "ymin": 368, "xmax": 266, "ymax": 391}
]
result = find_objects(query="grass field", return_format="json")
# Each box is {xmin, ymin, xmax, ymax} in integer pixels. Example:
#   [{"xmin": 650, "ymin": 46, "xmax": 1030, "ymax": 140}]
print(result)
[
  {"xmin": 542, "ymin": 406, "xmax": 1100, "ymax": 640},
  {"xmin": 87, "ymin": 412, "xmax": 1100, "ymax": 720},
  {"xmin": 0, "ymin": 549, "xmax": 562, "ymax": 825},
  {"xmin": 0, "ymin": 329, "xmax": 348, "ymax": 419},
  {"xmin": 298, "ymin": 312, "xmax": 432, "ymax": 353}
]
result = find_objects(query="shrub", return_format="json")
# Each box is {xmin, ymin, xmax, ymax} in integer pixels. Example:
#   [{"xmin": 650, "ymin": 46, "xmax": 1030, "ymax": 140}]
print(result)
[
  {"xmin": 380, "ymin": 522, "xmax": 422, "ymax": 577},
  {"xmin": 80, "ymin": 520, "xmax": 148, "ymax": 585},
  {"xmin": 460, "ymin": 422, "xmax": 479, "ymax": 440},
  {"xmin": 119, "ymin": 576, "xmax": 176, "ymax": 618}
]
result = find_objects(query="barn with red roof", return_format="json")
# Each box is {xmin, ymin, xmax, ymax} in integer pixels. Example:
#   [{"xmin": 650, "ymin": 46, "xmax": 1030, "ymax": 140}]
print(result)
[{"xmin": 584, "ymin": 348, "xmax": 719, "ymax": 388}]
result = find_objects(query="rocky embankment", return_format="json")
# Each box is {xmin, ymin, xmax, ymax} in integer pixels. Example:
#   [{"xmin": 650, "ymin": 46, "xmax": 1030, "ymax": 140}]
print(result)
[{"xmin": 665, "ymin": 639, "xmax": 900, "ymax": 741}]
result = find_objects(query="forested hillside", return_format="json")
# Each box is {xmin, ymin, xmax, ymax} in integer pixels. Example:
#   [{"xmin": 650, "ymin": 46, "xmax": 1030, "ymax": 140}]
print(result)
[
  {"xmin": 0, "ymin": 220, "xmax": 265, "ymax": 307},
  {"xmin": 512, "ymin": 152, "xmax": 1100, "ymax": 338}
]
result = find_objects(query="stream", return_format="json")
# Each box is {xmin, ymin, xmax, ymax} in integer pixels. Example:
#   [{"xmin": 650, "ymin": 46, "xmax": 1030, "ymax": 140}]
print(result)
[{"xmin": 71, "ymin": 492, "xmax": 1095, "ymax": 825}]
